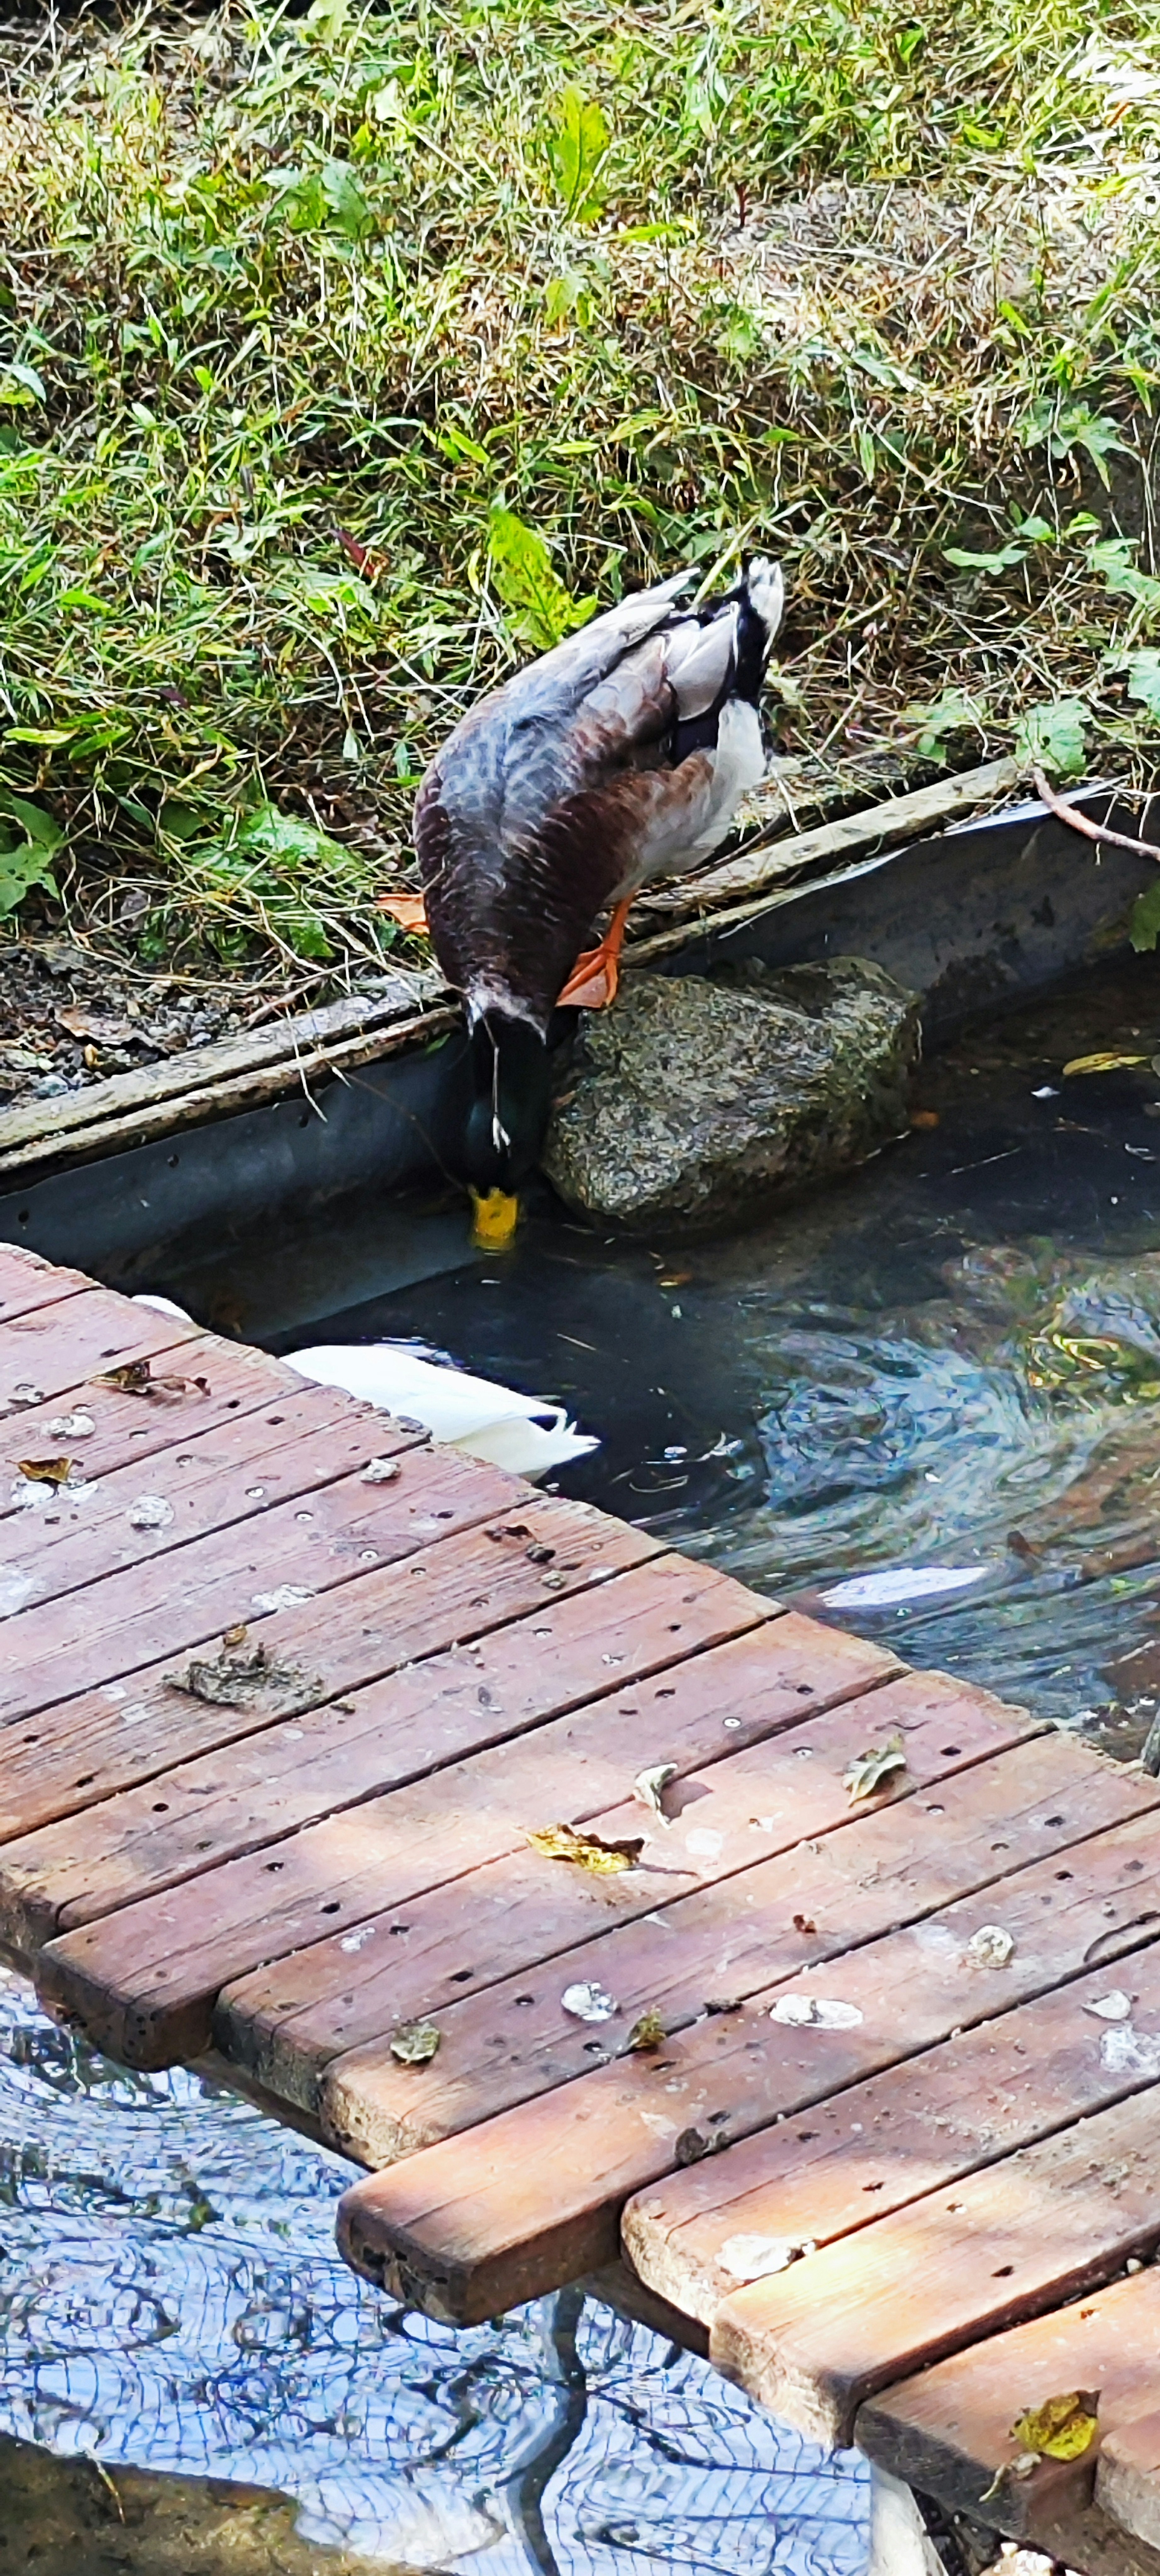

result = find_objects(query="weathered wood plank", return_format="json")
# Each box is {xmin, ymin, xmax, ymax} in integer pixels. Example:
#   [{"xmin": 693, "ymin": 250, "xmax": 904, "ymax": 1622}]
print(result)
[
  {"xmin": 328, "ymin": 1733, "xmax": 1156, "ymax": 2321},
  {"xmin": 710, "ymin": 2084, "xmax": 1160, "ymax": 2447},
  {"xmin": 41, "ymin": 1633, "xmax": 966, "ymax": 2070},
  {"xmin": 0, "ymin": 1497, "xmax": 658, "ymax": 1837},
  {"xmin": 217, "ymin": 1620, "xmax": 905, "ymax": 2107},
  {"xmin": 856, "ymin": 2267, "xmax": 1160, "ymax": 2565},
  {"xmin": 0, "ymin": 1338, "xmax": 323, "ymax": 1504},
  {"xmin": 265, "ymin": 1668, "xmax": 1036, "ymax": 2134},
  {"xmin": 0, "ymin": 1444, "xmax": 522, "ymax": 1720},
  {"xmin": 623, "ymin": 1939, "xmax": 1160, "ymax": 2322},
  {"xmin": 0, "ymin": 1286, "xmax": 204, "ymax": 1418},
  {"xmin": 0, "ymin": 1380, "xmax": 419, "ymax": 1613},
  {"xmin": 0, "ymin": 1243, "xmax": 94, "ymax": 1320},
  {"xmin": 1097, "ymin": 2409, "xmax": 1160, "ymax": 2557},
  {"xmin": 0, "ymin": 1558, "xmax": 785, "ymax": 1940}
]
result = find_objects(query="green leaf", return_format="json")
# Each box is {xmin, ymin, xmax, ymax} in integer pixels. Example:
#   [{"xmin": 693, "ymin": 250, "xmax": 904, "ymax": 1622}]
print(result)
[
  {"xmin": 1016, "ymin": 697, "xmax": 1088, "ymax": 780},
  {"xmin": 305, "ymin": 0, "xmax": 349, "ymax": 35},
  {"xmin": 0, "ymin": 361, "xmax": 45, "ymax": 405},
  {"xmin": 0, "ymin": 791, "xmax": 63, "ymax": 853},
  {"xmin": 0, "ymin": 843, "xmax": 58, "ymax": 920},
  {"xmin": 1022, "ymin": 401, "xmax": 1130, "ymax": 487},
  {"xmin": 487, "ymin": 505, "xmax": 594, "ymax": 652},
  {"xmin": 320, "ymin": 159, "xmax": 373, "ymax": 242},
  {"xmin": 905, "ymin": 687, "xmax": 983, "ymax": 758},
  {"xmin": 944, "ymin": 543, "xmax": 1026, "ymax": 574},
  {"xmin": 546, "ymin": 85, "xmax": 610, "ymax": 224},
  {"xmin": 1123, "ymin": 650, "xmax": 1160, "ymax": 720},
  {"xmin": 1088, "ymin": 538, "xmax": 1160, "ymax": 619},
  {"xmin": 1131, "ymin": 880, "xmax": 1160, "ymax": 954}
]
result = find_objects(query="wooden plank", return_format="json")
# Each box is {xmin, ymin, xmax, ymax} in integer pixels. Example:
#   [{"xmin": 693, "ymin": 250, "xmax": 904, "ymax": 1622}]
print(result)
[
  {"xmin": 0, "ymin": 1496, "xmax": 658, "ymax": 1838},
  {"xmin": 217, "ymin": 1618, "xmax": 902, "ymax": 2108},
  {"xmin": 38, "ymin": 1629, "xmax": 958, "ymax": 2072},
  {"xmin": 1098, "ymin": 2410, "xmax": 1160, "ymax": 2557},
  {"xmin": 0, "ymin": 1242, "xmax": 94, "ymax": 1320},
  {"xmin": 709, "ymin": 2084, "xmax": 1160, "ymax": 2447},
  {"xmin": 328, "ymin": 1733, "xmax": 1157, "ymax": 2322},
  {"xmin": 0, "ymin": 1442, "xmax": 521, "ymax": 1720},
  {"xmin": 0, "ymin": 1285, "xmax": 205, "ymax": 1417},
  {"xmin": 623, "ymin": 1938, "xmax": 1160, "ymax": 2323},
  {"xmin": 0, "ymin": 1558, "xmax": 785, "ymax": 1941},
  {"xmin": 0, "ymin": 1337, "xmax": 326, "ymax": 1503},
  {"xmin": 0, "ymin": 1379, "xmax": 421, "ymax": 1613},
  {"xmin": 265, "ymin": 1667, "xmax": 1036, "ymax": 2132},
  {"xmin": 856, "ymin": 2268, "xmax": 1160, "ymax": 2567}
]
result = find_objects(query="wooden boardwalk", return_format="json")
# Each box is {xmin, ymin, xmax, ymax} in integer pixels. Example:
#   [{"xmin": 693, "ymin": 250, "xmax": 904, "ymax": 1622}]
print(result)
[{"xmin": 5, "ymin": 1241, "xmax": 1160, "ymax": 2574}]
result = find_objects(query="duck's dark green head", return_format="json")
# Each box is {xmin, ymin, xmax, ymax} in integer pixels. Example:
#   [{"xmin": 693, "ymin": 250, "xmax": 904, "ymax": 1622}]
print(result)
[{"xmin": 463, "ymin": 1010, "xmax": 553, "ymax": 1201}]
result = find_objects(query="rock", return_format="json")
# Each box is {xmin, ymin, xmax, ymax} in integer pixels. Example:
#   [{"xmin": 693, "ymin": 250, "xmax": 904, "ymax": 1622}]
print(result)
[
  {"xmin": 542, "ymin": 959, "xmax": 920, "ymax": 1232},
  {"xmin": 0, "ymin": 2428, "xmax": 393, "ymax": 2575}
]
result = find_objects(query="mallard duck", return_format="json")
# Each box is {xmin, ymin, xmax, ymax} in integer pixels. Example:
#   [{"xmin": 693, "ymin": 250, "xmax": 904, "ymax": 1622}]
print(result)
[{"xmin": 413, "ymin": 556, "xmax": 785, "ymax": 1242}]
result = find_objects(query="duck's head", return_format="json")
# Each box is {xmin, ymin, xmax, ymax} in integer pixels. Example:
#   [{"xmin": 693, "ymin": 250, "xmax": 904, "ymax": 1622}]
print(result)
[{"xmin": 463, "ymin": 1009, "xmax": 554, "ymax": 1247}]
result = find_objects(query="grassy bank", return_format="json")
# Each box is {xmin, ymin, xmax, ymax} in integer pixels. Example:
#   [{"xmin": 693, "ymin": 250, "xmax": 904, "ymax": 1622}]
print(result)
[{"xmin": 2, "ymin": 0, "xmax": 1160, "ymax": 993}]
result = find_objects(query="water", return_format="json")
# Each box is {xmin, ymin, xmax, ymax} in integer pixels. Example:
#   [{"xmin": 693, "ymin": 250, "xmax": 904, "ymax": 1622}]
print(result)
[
  {"xmin": 0, "ymin": 1972, "xmax": 867, "ymax": 2572},
  {"xmin": 9, "ymin": 954, "xmax": 1160, "ymax": 2565}
]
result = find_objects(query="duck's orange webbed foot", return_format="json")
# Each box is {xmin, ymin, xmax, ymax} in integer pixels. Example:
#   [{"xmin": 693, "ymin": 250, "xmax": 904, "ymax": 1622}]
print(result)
[
  {"xmin": 556, "ymin": 896, "xmax": 635, "ymax": 1009},
  {"xmin": 376, "ymin": 892, "xmax": 429, "ymax": 934}
]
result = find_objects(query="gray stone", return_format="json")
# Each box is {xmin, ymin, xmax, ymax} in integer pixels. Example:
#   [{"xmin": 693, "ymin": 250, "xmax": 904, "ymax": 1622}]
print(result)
[{"xmin": 542, "ymin": 959, "xmax": 920, "ymax": 1232}]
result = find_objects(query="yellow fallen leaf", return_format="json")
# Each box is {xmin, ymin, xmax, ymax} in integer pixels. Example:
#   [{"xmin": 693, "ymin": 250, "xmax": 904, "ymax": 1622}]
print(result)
[
  {"xmin": 16, "ymin": 1456, "xmax": 74, "ymax": 1486},
  {"xmin": 1062, "ymin": 1052, "xmax": 1148, "ymax": 1078},
  {"xmin": 525, "ymin": 1823, "xmax": 644, "ymax": 1873},
  {"xmin": 390, "ymin": 2021, "xmax": 441, "ymax": 2065},
  {"xmin": 627, "ymin": 2007, "xmax": 666, "ymax": 2051},
  {"xmin": 1009, "ymin": 2390, "xmax": 1100, "ymax": 2460},
  {"xmin": 844, "ymin": 1732, "xmax": 907, "ymax": 1803}
]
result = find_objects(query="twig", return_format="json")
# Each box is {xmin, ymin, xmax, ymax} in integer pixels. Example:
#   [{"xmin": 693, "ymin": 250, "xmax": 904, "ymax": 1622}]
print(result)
[{"xmin": 1032, "ymin": 769, "xmax": 1160, "ymax": 865}]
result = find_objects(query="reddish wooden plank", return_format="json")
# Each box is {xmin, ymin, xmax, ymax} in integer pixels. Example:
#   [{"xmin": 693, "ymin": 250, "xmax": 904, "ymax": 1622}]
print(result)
[
  {"xmin": 0, "ymin": 1443, "xmax": 521, "ymax": 1719},
  {"xmin": 41, "ymin": 1630, "xmax": 960, "ymax": 2070},
  {"xmin": 323, "ymin": 1784, "xmax": 1160, "ymax": 2185},
  {"xmin": 0, "ymin": 1380, "xmax": 421, "ymax": 1614},
  {"xmin": 232, "ymin": 1666, "xmax": 1032, "ymax": 2121},
  {"xmin": 0, "ymin": 1338, "xmax": 322, "ymax": 1507},
  {"xmin": 710, "ymin": 2084, "xmax": 1160, "ymax": 2447},
  {"xmin": 623, "ymin": 1939, "xmax": 1160, "ymax": 2323},
  {"xmin": 0, "ymin": 1558, "xmax": 785, "ymax": 1941},
  {"xmin": 856, "ymin": 2268, "xmax": 1160, "ymax": 2562},
  {"xmin": 0, "ymin": 1243, "xmax": 94, "ymax": 1320},
  {"xmin": 1098, "ymin": 2411, "xmax": 1160, "ymax": 2557},
  {"xmin": 0, "ymin": 1285, "xmax": 204, "ymax": 1418},
  {"xmin": 0, "ymin": 1498, "xmax": 660, "ymax": 1839}
]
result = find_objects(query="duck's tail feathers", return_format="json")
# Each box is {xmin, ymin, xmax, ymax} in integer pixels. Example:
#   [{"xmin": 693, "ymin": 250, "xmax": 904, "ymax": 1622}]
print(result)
[{"xmin": 745, "ymin": 556, "xmax": 785, "ymax": 645}]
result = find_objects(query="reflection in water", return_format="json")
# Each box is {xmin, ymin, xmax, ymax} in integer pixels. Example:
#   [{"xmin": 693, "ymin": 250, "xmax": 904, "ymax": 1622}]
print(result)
[{"xmin": 0, "ymin": 1975, "xmax": 867, "ymax": 2571}]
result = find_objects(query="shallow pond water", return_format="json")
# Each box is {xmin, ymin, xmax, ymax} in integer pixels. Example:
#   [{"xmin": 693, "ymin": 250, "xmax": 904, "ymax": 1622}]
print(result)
[{"xmin": 10, "ymin": 954, "xmax": 1160, "ymax": 2569}]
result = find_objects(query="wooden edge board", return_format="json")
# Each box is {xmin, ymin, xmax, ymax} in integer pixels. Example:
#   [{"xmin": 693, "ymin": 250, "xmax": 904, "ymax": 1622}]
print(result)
[
  {"xmin": 297, "ymin": 1667, "xmax": 1039, "ymax": 2147},
  {"xmin": 0, "ymin": 1291, "xmax": 210, "ymax": 1427},
  {"xmin": 855, "ymin": 2266, "xmax": 1160, "ymax": 2569},
  {"xmin": 0, "ymin": 1243, "xmax": 98, "ymax": 1320},
  {"xmin": 0, "ymin": 1005, "xmax": 460, "ymax": 1180},
  {"xmin": 1097, "ymin": 2410, "xmax": 1160, "ymax": 2558},
  {"xmin": 0, "ymin": 1496, "xmax": 663, "ymax": 1841},
  {"xmin": 632, "ymin": 757, "xmax": 1023, "ymax": 921},
  {"xmin": 326, "ymin": 1735, "xmax": 1157, "ymax": 2323}
]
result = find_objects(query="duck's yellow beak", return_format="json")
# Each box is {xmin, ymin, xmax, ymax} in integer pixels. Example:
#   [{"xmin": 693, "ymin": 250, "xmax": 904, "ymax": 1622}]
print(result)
[{"xmin": 471, "ymin": 1187, "xmax": 520, "ymax": 1252}]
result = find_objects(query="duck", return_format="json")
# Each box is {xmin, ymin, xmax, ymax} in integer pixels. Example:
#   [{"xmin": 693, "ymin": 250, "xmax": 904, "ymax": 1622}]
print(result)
[
  {"xmin": 282, "ymin": 1341, "xmax": 598, "ymax": 1477},
  {"xmin": 410, "ymin": 555, "xmax": 785, "ymax": 1244}
]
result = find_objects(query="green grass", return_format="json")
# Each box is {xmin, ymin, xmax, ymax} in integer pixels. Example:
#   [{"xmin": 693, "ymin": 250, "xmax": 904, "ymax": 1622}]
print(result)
[{"xmin": 2, "ymin": 0, "xmax": 1160, "ymax": 988}]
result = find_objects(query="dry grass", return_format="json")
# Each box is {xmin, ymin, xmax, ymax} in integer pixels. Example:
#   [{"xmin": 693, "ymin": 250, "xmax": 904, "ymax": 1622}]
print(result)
[{"xmin": 1, "ymin": 0, "xmax": 1160, "ymax": 995}]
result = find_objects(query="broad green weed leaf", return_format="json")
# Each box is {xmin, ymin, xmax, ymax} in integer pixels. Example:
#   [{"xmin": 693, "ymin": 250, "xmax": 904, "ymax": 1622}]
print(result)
[
  {"xmin": 0, "ymin": 791, "xmax": 62, "ymax": 853},
  {"xmin": 0, "ymin": 361, "xmax": 45, "ymax": 405},
  {"xmin": 0, "ymin": 843, "xmax": 58, "ymax": 920},
  {"xmin": 321, "ymin": 159, "xmax": 373, "ymax": 241},
  {"xmin": 1016, "ymin": 698, "xmax": 1088, "ymax": 779},
  {"xmin": 546, "ymin": 86, "xmax": 610, "ymax": 223},
  {"xmin": 1124, "ymin": 650, "xmax": 1160, "ymax": 719},
  {"xmin": 944, "ymin": 543, "xmax": 1025, "ymax": 574},
  {"xmin": 1130, "ymin": 881, "xmax": 1160, "ymax": 954},
  {"xmin": 906, "ymin": 688, "xmax": 983, "ymax": 756},
  {"xmin": 488, "ymin": 505, "xmax": 594, "ymax": 651}
]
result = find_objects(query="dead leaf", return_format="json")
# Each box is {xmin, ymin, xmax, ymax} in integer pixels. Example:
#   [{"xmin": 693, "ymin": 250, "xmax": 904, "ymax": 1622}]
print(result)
[
  {"xmin": 376, "ymin": 891, "xmax": 430, "ymax": 933},
  {"xmin": 844, "ymin": 1732, "xmax": 907, "ymax": 1803},
  {"xmin": 1062, "ymin": 1052, "xmax": 1149, "ymax": 1077},
  {"xmin": 909, "ymin": 1109, "xmax": 940, "ymax": 1130},
  {"xmin": 525, "ymin": 1823, "xmax": 644, "ymax": 1873},
  {"xmin": 1009, "ymin": 2391, "xmax": 1100, "ymax": 2461},
  {"xmin": 793, "ymin": 1913, "xmax": 817, "ymax": 1935},
  {"xmin": 389, "ymin": 2021, "xmax": 441, "ymax": 2065},
  {"xmin": 165, "ymin": 1638, "xmax": 309, "ymax": 1709},
  {"xmin": 223, "ymin": 1623, "xmax": 248, "ymax": 1648},
  {"xmin": 95, "ymin": 1359, "xmax": 209, "ymax": 1401},
  {"xmin": 16, "ymin": 1456, "xmax": 74, "ymax": 1486},
  {"xmin": 627, "ymin": 2007, "xmax": 666, "ymax": 2052},
  {"xmin": 979, "ymin": 2453, "xmax": 1041, "ymax": 2503},
  {"xmin": 968, "ymin": 1924, "xmax": 1016, "ymax": 1968},
  {"xmin": 57, "ymin": 1006, "xmax": 140, "ymax": 1046},
  {"xmin": 633, "ymin": 1762, "xmax": 678, "ymax": 1825}
]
